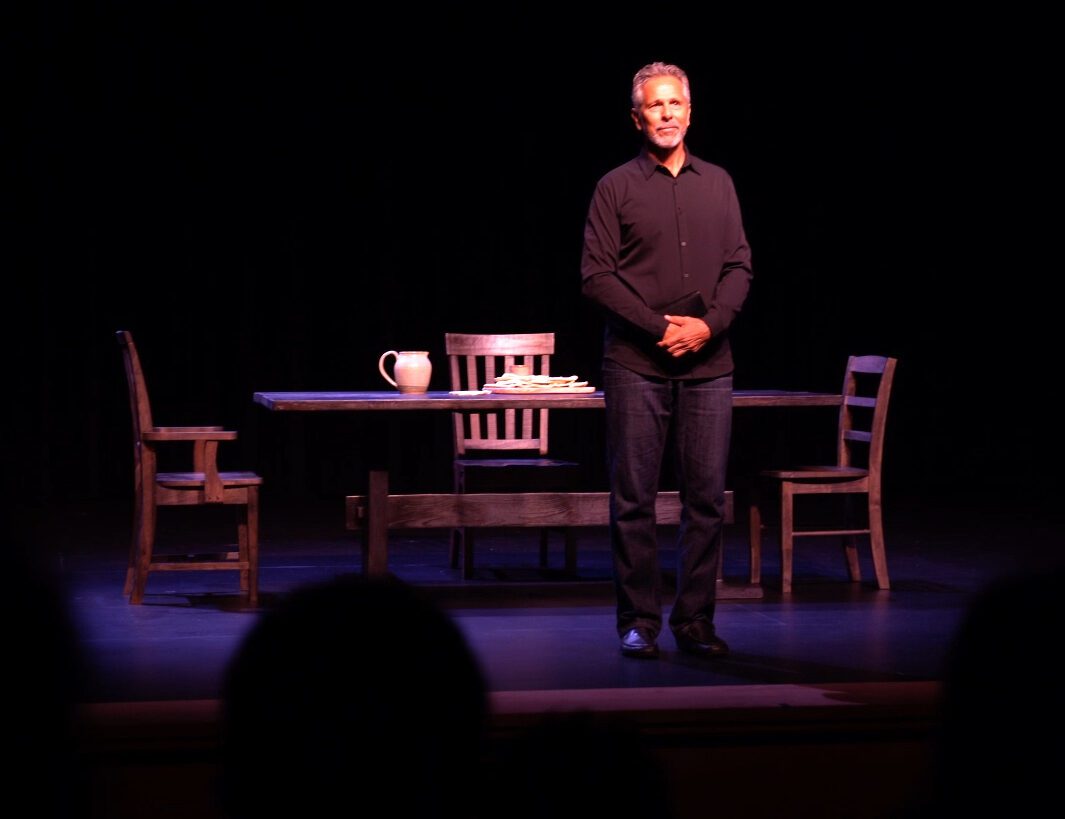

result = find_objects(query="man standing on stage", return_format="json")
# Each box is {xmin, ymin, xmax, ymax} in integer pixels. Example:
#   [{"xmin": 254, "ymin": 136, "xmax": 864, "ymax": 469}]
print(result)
[{"xmin": 580, "ymin": 61, "xmax": 753, "ymax": 659}]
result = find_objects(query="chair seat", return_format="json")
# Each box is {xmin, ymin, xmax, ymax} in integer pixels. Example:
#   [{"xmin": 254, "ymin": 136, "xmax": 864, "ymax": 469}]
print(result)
[
  {"xmin": 157, "ymin": 470, "xmax": 263, "ymax": 487},
  {"xmin": 761, "ymin": 465, "xmax": 868, "ymax": 481},
  {"xmin": 455, "ymin": 458, "xmax": 579, "ymax": 470}
]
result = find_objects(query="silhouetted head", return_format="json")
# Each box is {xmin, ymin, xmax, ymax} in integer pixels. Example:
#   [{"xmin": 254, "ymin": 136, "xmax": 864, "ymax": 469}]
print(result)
[
  {"xmin": 219, "ymin": 574, "xmax": 487, "ymax": 819},
  {"xmin": 923, "ymin": 566, "xmax": 1065, "ymax": 815},
  {"xmin": 8, "ymin": 533, "xmax": 88, "ymax": 818}
]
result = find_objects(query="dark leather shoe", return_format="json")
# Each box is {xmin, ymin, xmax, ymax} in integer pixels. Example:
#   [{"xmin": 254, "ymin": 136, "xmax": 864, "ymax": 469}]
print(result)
[
  {"xmin": 673, "ymin": 621, "xmax": 730, "ymax": 658},
  {"xmin": 620, "ymin": 627, "xmax": 659, "ymax": 659}
]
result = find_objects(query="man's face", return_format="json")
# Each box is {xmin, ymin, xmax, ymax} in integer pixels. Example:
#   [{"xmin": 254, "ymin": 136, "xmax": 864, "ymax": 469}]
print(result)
[{"xmin": 632, "ymin": 76, "xmax": 691, "ymax": 150}]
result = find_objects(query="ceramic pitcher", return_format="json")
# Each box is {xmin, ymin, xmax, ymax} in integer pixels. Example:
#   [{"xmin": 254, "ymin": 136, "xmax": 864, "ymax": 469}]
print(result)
[{"xmin": 378, "ymin": 350, "xmax": 432, "ymax": 394}]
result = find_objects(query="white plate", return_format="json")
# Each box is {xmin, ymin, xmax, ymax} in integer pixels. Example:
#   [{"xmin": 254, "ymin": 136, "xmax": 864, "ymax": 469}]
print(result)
[
  {"xmin": 449, "ymin": 390, "xmax": 489, "ymax": 396},
  {"xmin": 484, "ymin": 386, "xmax": 596, "ymax": 394}
]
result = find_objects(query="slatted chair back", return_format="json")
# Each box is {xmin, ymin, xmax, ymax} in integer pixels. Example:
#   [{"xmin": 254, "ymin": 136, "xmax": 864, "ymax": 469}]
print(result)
[{"xmin": 445, "ymin": 332, "xmax": 556, "ymax": 456}]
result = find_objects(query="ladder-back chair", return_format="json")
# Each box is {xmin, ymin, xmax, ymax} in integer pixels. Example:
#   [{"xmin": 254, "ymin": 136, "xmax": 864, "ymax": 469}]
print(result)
[{"xmin": 748, "ymin": 355, "xmax": 898, "ymax": 594}]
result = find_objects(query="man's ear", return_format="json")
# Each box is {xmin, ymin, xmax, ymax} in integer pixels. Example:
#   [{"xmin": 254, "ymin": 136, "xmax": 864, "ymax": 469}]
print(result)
[{"xmin": 631, "ymin": 109, "xmax": 642, "ymax": 132}]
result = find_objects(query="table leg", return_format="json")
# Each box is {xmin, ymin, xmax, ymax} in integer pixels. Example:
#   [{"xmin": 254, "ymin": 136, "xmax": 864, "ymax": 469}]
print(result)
[{"xmin": 365, "ymin": 468, "xmax": 390, "ymax": 576}]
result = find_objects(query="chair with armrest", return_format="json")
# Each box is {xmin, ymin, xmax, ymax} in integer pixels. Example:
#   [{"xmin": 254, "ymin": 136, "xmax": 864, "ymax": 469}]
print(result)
[
  {"xmin": 748, "ymin": 355, "xmax": 898, "ymax": 594},
  {"xmin": 445, "ymin": 332, "xmax": 580, "ymax": 579},
  {"xmin": 116, "ymin": 330, "xmax": 262, "ymax": 605}
]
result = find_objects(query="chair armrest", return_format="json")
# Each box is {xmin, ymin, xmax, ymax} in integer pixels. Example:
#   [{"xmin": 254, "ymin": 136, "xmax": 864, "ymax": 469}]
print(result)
[
  {"xmin": 153, "ymin": 425, "xmax": 225, "ymax": 432},
  {"xmin": 142, "ymin": 429, "xmax": 237, "ymax": 441},
  {"xmin": 142, "ymin": 428, "xmax": 238, "ymax": 500}
]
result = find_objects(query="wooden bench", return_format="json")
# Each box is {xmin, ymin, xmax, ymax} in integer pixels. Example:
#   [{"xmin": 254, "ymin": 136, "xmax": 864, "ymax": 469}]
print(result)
[{"xmin": 345, "ymin": 490, "xmax": 734, "ymax": 578}]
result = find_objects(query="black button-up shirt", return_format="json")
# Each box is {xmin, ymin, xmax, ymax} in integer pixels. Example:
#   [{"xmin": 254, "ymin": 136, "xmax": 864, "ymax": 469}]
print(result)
[{"xmin": 580, "ymin": 150, "xmax": 753, "ymax": 378}]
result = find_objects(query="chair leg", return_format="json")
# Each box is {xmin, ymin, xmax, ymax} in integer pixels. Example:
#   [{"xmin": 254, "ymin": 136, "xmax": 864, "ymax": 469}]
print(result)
[
  {"xmin": 451, "ymin": 527, "xmax": 478, "ymax": 579},
  {"xmin": 245, "ymin": 488, "xmax": 260, "ymax": 606},
  {"xmin": 130, "ymin": 501, "xmax": 156, "ymax": 604},
  {"xmin": 841, "ymin": 495, "xmax": 861, "ymax": 582},
  {"xmin": 563, "ymin": 529, "xmax": 577, "ymax": 576},
  {"xmin": 842, "ymin": 534, "xmax": 861, "ymax": 581},
  {"xmin": 450, "ymin": 529, "xmax": 462, "ymax": 569},
  {"xmin": 238, "ymin": 512, "xmax": 249, "ymax": 595},
  {"xmin": 124, "ymin": 499, "xmax": 143, "ymax": 598},
  {"xmin": 868, "ymin": 492, "xmax": 890, "ymax": 590},
  {"xmin": 780, "ymin": 483, "xmax": 794, "ymax": 594},
  {"xmin": 539, "ymin": 529, "xmax": 550, "ymax": 568},
  {"xmin": 451, "ymin": 466, "xmax": 466, "ymax": 572},
  {"xmin": 748, "ymin": 487, "xmax": 763, "ymax": 585},
  {"xmin": 462, "ymin": 530, "xmax": 475, "ymax": 580}
]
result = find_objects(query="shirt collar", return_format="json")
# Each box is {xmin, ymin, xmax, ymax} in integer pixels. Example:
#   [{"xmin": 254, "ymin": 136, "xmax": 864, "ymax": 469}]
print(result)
[{"xmin": 637, "ymin": 147, "xmax": 702, "ymax": 178}]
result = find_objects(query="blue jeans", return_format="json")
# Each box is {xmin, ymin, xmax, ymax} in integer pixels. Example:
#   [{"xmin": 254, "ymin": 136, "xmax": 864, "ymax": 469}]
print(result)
[{"xmin": 602, "ymin": 359, "xmax": 733, "ymax": 637}]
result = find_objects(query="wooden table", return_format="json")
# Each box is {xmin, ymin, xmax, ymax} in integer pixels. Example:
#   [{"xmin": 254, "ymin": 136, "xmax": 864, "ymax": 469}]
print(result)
[
  {"xmin": 253, "ymin": 390, "xmax": 842, "ymax": 412},
  {"xmin": 253, "ymin": 390, "xmax": 842, "ymax": 587}
]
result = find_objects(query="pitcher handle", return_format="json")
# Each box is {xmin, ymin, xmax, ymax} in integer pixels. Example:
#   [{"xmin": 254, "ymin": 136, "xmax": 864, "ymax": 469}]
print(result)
[{"xmin": 378, "ymin": 350, "xmax": 398, "ymax": 388}]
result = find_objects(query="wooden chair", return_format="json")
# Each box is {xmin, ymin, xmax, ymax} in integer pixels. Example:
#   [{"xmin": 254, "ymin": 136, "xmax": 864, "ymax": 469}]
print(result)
[
  {"xmin": 116, "ymin": 330, "xmax": 262, "ymax": 605},
  {"xmin": 748, "ymin": 355, "xmax": 898, "ymax": 594},
  {"xmin": 445, "ymin": 332, "xmax": 580, "ymax": 579}
]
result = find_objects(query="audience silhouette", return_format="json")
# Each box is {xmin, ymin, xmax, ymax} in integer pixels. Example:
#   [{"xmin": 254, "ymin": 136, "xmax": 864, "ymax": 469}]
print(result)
[
  {"xmin": 7, "ymin": 522, "xmax": 89, "ymax": 819},
  {"xmin": 907, "ymin": 565, "xmax": 1065, "ymax": 816},
  {"xmin": 218, "ymin": 574, "xmax": 488, "ymax": 819}
]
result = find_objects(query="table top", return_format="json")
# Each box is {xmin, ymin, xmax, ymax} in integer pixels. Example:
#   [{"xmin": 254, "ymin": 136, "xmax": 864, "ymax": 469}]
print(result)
[{"xmin": 253, "ymin": 389, "xmax": 842, "ymax": 411}]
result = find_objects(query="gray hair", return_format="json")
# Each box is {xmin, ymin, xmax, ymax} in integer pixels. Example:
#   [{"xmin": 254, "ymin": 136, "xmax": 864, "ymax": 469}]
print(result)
[{"xmin": 631, "ymin": 62, "xmax": 690, "ymax": 109}]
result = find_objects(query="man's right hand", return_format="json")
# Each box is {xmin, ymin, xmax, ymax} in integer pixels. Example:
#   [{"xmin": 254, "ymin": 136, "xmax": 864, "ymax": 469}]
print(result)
[{"xmin": 658, "ymin": 315, "xmax": 711, "ymax": 358}]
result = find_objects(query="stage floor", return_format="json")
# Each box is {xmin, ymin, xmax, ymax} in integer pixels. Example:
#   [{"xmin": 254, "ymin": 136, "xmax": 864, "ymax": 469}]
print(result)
[{"xmin": 31, "ymin": 491, "xmax": 1060, "ymax": 704}]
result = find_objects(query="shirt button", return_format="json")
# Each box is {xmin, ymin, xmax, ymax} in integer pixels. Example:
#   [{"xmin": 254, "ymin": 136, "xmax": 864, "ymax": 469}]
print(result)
[{"xmin": 681, "ymin": 241, "xmax": 687, "ymax": 247}]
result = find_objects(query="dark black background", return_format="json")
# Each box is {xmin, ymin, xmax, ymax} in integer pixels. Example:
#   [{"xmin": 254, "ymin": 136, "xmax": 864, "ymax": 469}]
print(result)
[{"xmin": 7, "ymin": 4, "xmax": 1058, "ymax": 517}]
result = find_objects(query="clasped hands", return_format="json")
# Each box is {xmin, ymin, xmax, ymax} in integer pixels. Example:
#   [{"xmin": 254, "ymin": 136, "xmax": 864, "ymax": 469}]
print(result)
[{"xmin": 658, "ymin": 315, "xmax": 711, "ymax": 358}]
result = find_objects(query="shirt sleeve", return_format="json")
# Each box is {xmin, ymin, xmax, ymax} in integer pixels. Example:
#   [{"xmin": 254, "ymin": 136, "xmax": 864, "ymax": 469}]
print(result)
[
  {"xmin": 704, "ymin": 176, "xmax": 753, "ymax": 337},
  {"xmin": 579, "ymin": 180, "xmax": 670, "ymax": 339}
]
